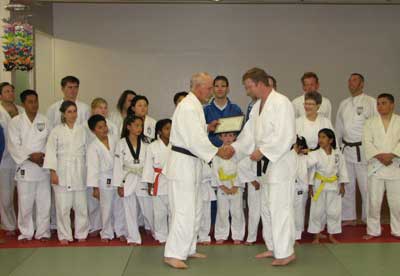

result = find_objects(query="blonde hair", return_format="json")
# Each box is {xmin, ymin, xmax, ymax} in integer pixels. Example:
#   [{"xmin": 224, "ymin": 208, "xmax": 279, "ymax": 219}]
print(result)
[
  {"xmin": 91, "ymin": 97, "xmax": 108, "ymax": 110},
  {"xmin": 190, "ymin": 72, "xmax": 212, "ymax": 90}
]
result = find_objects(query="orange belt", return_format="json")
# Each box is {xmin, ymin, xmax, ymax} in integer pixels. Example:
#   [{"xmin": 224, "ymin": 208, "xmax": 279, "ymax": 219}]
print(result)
[{"xmin": 153, "ymin": 168, "xmax": 162, "ymax": 196}]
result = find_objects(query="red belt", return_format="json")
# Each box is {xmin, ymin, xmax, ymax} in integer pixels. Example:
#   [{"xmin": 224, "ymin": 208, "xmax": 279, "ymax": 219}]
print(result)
[{"xmin": 153, "ymin": 168, "xmax": 162, "ymax": 196}]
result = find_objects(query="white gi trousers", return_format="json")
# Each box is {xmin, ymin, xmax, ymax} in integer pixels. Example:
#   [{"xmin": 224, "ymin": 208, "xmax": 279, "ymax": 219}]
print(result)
[
  {"xmin": 367, "ymin": 176, "xmax": 400, "ymax": 237},
  {"xmin": 198, "ymin": 200, "xmax": 212, "ymax": 242},
  {"xmin": 17, "ymin": 178, "xmax": 51, "ymax": 240},
  {"xmin": 137, "ymin": 195, "xmax": 154, "ymax": 233},
  {"xmin": 342, "ymin": 162, "xmax": 368, "ymax": 221},
  {"xmin": 152, "ymin": 195, "xmax": 170, "ymax": 242},
  {"xmin": 0, "ymin": 168, "xmax": 17, "ymax": 231},
  {"xmin": 124, "ymin": 193, "xmax": 141, "ymax": 244},
  {"xmin": 52, "ymin": 185, "xmax": 89, "ymax": 241},
  {"xmin": 308, "ymin": 190, "xmax": 342, "ymax": 235},
  {"xmin": 99, "ymin": 189, "xmax": 126, "ymax": 240},
  {"xmin": 294, "ymin": 187, "xmax": 308, "ymax": 240},
  {"xmin": 87, "ymin": 187, "xmax": 102, "ymax": 233},
  {"xmin": 246, "ymin": 183, "xmax": 261, "ymax": 243},
  {"xmin": 214, "ymin": 189, "xmax": 245, "ymax": 241}
]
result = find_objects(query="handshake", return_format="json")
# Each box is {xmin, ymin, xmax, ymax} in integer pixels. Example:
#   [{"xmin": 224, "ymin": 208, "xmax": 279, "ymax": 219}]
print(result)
[{"xmin": 217, "ymin": 145, "xmax": 235, "ymax": 160}]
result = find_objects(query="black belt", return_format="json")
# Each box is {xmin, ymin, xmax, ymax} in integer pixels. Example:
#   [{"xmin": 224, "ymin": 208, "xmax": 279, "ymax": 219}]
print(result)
[
  {"xmin": 257, "ymin": 156, "xmax": 270, "ymax": 177},
  {"xmin": 342, "ymin": 139, "xmax": 362, "ymax": 162},
  {"xmin": 171, "ymin": 146, "xmax": 198, "ymax": 158}
]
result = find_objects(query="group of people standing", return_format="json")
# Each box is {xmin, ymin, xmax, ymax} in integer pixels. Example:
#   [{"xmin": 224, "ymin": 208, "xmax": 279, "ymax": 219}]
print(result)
[{"xmin": 0, "ymin": 68, "xmax": 398, "ymax": 269}]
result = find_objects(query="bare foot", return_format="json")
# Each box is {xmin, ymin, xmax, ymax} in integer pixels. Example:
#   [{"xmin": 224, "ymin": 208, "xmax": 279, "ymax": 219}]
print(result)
[
  {"xmin": 164, "ymin": 257, "xmax": 188, "ymax": 269},
  {"xmin": 271, "ymin": 254, "xmax": 296, "ymax": 266},
  {"xmin": 216, "ymin": 240, "xmax": 224, "ymax": 244},
  {"xmin": 39, "ymin": 237, "xmax": 50, "ymax": 242},
  {"xmin": 18, "ymin": 238, "xmax": 29, "ymax": 243},
  {"xmin": 342, "ymin": 220, "xmax": 357, "ymax": 227},
  {"xmin": 59, "ymin": 239, "xmax": 69, "ymax": 245},
  {"xmin": 319, "ymin": 233, "xmax": 328, "ymax": 239},
  {"xmin": 233, "ymin": 240, "xmax": 242, "ymax": 245},
  {"xmin": 88, "ymin": 230, "xmax": 100, "ymax": 238},
  {"xmin": 328, "ymin": 235, "xmax": 339, "ymax": 244},
  {"xmin": 244, "ymin": 241, "xmax": 255, "ymax": 246},
  {"xmin": 127, "ymin": 242, "xmax": 141, "ymax": 246},
  {"xmin": 189, "ymin": 252, "xmax": 207, "ymax": 258},
  {"xmin": 198, "ymin": 241, "xmax": 211, "ymax": 246},
  {"xmin": 77, "ymin": 239, "xmax": 86, "ymax": 243},
  {"xmin": 119, "ymin": 236, "xmax": 127, "ymax": 242},
  {"xmin": 363, "ymin": 234, "xmax": 377, "ymax": 240},
  {"xmin": 312, "ymin": 238, "xmax": 320, "ymax": 244},
  {"xmin": 158, "ymin": 241, "xmax": 166, "ymax": 245},
  {"xmin": 5, "ymin": 230, "xmax": 16, "ymax": 237},
  {"xmin": 255, "ymin": 250, "xmax": 274, "ymax": 259},
  {"xmin": 295, "ymin": 241, "xmax": 300, "ymax": 246},
  {"xmin": 101, "ymin": 239, "xmax": 110, "ymax": 243}
]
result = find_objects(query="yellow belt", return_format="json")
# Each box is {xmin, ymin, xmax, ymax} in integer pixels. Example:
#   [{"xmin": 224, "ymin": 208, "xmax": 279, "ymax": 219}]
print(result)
[
  {"xmin": 312, "ymin": 172, "xmax": 338, "ymax": 201},
  {"xmin": 218, "ymin": 167, "xmax": 237, "ymax": 187}
]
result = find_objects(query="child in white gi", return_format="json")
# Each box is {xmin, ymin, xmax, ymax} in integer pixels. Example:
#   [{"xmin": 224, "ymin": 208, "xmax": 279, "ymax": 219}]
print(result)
[
  {"xmin": 7, "ymin": 90, "xmax": 51, "ymax": 241},
  {"xmin": 142, "ymin": 119, "xmax": 172, "ymax": 243},
  {"xmin": 307, "ymin": 128, "xmax": 349, "ymax": 244},
  {"xmin": 86, "ymin": 114, "xmax": 127, "ymax": 242},
  {"xmin": 43, "ymin": 101, "xmax": 89, "ymax": 244},
  {"xmin": 113, "ymin": 115, "xmax": 148, "ymax": 245},
  {"xmin": 213, "ymin": 132, "xmax": 245, "ymax": 244}
]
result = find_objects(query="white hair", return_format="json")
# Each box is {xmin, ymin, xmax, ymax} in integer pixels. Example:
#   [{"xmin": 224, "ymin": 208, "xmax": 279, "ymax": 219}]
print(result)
[{"xmin": 190, "ymin": 72, "xmax": 212, "ymax": 90}]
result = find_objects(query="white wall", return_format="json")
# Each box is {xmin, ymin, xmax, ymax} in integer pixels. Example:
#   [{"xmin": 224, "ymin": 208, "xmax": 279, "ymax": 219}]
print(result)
[{"xmin": 45, "ymin": 3, "xmax": 400, "ymax": 119}]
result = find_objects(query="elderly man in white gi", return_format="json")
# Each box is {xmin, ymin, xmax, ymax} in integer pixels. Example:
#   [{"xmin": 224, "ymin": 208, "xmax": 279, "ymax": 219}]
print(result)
[
  {"xmin": 163, "ymin": 72, "xmax": 234, "ymax": 269},
  {"xmin": 232, "ymin": 67, "xmax": 297, "ymax": 266}
]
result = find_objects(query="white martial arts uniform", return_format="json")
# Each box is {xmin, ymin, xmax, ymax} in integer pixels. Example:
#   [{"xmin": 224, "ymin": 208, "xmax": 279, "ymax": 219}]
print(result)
[
  {"xmin": 46, "ymin": 99, "xmax": 90, "ymax": 130},
  {"xmin": 336, "ymin": 93, "xmax": 377, "ymax": 221},
  {"xmin": 85, "ymin": 118, "xmax": 119, "ymax": 234},
  {"xmin": 233, "ymin": 90, "xmax": 297, "ymax": 259},
  {"xmin": 293, "ymin": 153, "xmax": 309, "ymax": 240},
  {"xmin": 142, "ymin": 139, "xmax": 171, "ymax": 243},
  {"xmin": 0, "ymin": 103, "xmax": 24, "ymax": 231},
  {"xmin": 292, "ymin": 94, "xmax": 332, "ymax": 121},
  {"xmin": 86, "ymin": 134, "xmax": 126, "ymax": 240},
  {"xmin": 43, "ymin": 124, "xmax": 89, "ymax": 241},
  {"xmin": 212, "ymin": 156, "xmax": 245, "ymax": 241},
  {"xmin": 237, "ymin": 157, "xmax": 262, "ymax": 243},
  {"xmin": 363, "ymin": 114, "xmax": 400, "ymax": 237},
  {"xmin": 113, "ymin": 137, "xmax": 148, "ymax": 244},
  {"xmin": 163, "ymin": 92, "xmax": 218, "ymax": 260},
  {"xmin": 7, "ymin": 112, "xmax": 51, "ymax": 240},
  {"xmin": 296, "ymin": 115, "xmax": 334, "ymax": 150},
  {"xmin": 307, "ymin": 148, "xmax": 349, "ymax": 235},
  {"xmin": 109, "ymin": 110, "xmax": 124, "ymax": 137},
  {"xmin": 198, "ymin": 163, "xmax": 217, "ymax": 243}
]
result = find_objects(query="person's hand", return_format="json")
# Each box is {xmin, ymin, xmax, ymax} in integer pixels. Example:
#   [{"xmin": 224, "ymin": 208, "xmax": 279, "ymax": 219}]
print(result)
[
  {"xmin": 207, "ymin": 120, "xmax": 219, "ymax": 133},
  {"xmin": 92, "ymin": 187, "xmax": 100, "ymax": 200},
  {"xmin": 29, "ymin": 152, "xmax": 45, "ymax": 167},
  {"xmin": 308, "ymin": 185, "xmax": 314, "ymax": 199},
  {"xmin": 220, "ymin": 185, "xmax": 230, "ymax": 194},
  {"xmin": 250, "ymin": 149, "xmax": 263, "ymax": 161},
  {"xmin": 230, "ymin": 186, "xmax": 239, "ymax": 195},
  {"xmin": 251, "ymin": 180, "xmax": 260, "ymax": 190},
  {"xmin": 50, "ymin": 170, "xmax": 59, "ymax": 185},
  {"xmin": 117, "ymin": 187, "xmax": 124, "ymax": 198},
  {"xmin": 375, "ymin": 153, "xmax": 394, "ymax": 166},
  {"xmin": 217, "ymin": 145, "xmax": 235, "ymax": 160},
  {"xmin": 339, "ymin": 183, "xmax": 345, "ymax": 197}
]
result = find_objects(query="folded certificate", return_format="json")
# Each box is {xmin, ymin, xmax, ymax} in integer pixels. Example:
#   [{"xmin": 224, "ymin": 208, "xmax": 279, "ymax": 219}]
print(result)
[{"xmin": 214, "ymin": 115, "xmax": 244, "ymax": 134}]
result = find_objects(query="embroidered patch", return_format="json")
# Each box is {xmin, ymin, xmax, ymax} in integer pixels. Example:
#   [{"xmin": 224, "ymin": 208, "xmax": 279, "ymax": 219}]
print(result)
[
  {"xmin": 356, "ymin": 106, "xmax": 364, "ymax": 115},
  {"xmin": 36, "ymin": 122, "xmax": 45, "ymax": 132},
  {"xmin": 335, "ymin": 153, "xmax": 340, "ymax": 164}
]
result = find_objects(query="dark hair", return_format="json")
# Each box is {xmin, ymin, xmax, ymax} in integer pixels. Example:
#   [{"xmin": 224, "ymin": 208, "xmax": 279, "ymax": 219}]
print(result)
[
  {"xmin": 117, "ymin": 90, "xmax": 137, "ymax": 113},
  {"xmin": 268, "ymin": 75, "xmax": 277, "ymax": 89},
  {"xmin": 61, "ymin": 76, "xmax": 80, "ymax": 88},
  {"xmin": 20, "ymin": 89, "xmax": 38, "ymax": 103},
  {"xmin": 127, "ymin": 95, "xmax": 149, "ymax": 117},
  {"xmin": 155, "ymin": 119, "xmax": 172, "ymax": 139},
  {"xmin": 242, "ymin": 67, "xmax": 271, "ymax": 87},
  {"xmin": 378, "ymin": 93, "xmax": 395, "ymax": 104},
  {"xmin": 173, "ymin": 91, "xmax": 188, "ymax": 105},
  {"xmin": 213, "ymin": 75, "xmax": 229, "ymax": 87},
  {"xmin": 0, "ymin": 82, "xmax": 14, "ymax": 95},
  {"xmin": 88, "ymin": 114, "xmax": 106, "ymax": 131},
  {"xmin": 59, "ymin": 101, "xmax": 77, "ymax": 124},
  {"xmin": 304, "ymin": 91, "xmax": 322, "ymax": 105},
  {"xmin": 301, "ymin": 72, "xmax": 319, "ymax": 84},
  {"xmin": 351, "ymin": 73, "xmax": 365, "ymax": 82},
  {"xmin": 296, "ymin": 135, "xmax": 308, "ymax": 150},
  {"xmin": 121, "ymin": 115, "xmax": 147, "ymax": 143},
  {"xmin": 316, "ymin": 128, "xmax": 337, "ymax": 150}
]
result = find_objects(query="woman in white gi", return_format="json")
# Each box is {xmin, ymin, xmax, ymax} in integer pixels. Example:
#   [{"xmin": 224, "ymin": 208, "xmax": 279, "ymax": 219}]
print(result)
[
  {"xmin": 363, "ymin": 94, "xmax": 400, "ymax": 239},
  {"xmin": 43, "ymin": 101, "xmax": 89, "ymax": 244},
  {"xmin": 86, "ymin": 114, "xmax": 127, "ymax": 242},
  {"xmin": 7, "ymin": 90, "xmax": 51, "ymax": 241},
  {"xmin": 142, "ymin": 119, "xmax": 172, "ymax": 243},
  {"xmin": 113, "ymin": 115, "xmax": 148, "ymax": 245},
  {"xmin": 307, "ymin": 128, "xmax": 349, "ymax": 244},
  {"xmin": 109, "ymin": 90, "xmax": 136, "ymax": 136},
  {"xmin": 213, "ymin": 132, "xmax": 245, "ymax": 244},
  {"xmin": 0, "ymin": 82, "xmax": 24, "ymax": 235}
]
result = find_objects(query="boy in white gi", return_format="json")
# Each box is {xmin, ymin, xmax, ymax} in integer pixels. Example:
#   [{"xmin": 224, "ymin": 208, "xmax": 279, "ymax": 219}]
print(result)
[
  {"xmin": 213, "ymin": 132, "xmax": 245, "ymax": 244},
  {"xmin": 142, "ymin": 119, "xmax": 172, "ymax": 243},
  {"xmin": 363, "ymin": 94, "xmax": 400, "ymax": 239},
  {"xmin": 86, "ymin": 114, "xmax": 127, "ymax": 242},
  {"xmin": 7, "ymin": 90, "xmax": 51, "ymax": 241},
  {"xmin": 113, "ymin": 115, "xmax": 148, "ymax": 245},
  {"xmin": 308, "ymin": 128, "xmax": 349, "ymax": 244},
  {"xmin": 44, "ymin": 101, "xmax": 89, "ymax": 244}
]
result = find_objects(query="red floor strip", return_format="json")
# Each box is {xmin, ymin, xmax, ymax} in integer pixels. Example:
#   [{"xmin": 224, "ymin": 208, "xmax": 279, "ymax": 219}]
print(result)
[{"xmin": 0, "ymin": 225, "xmax": 398, "ymax": 249}]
